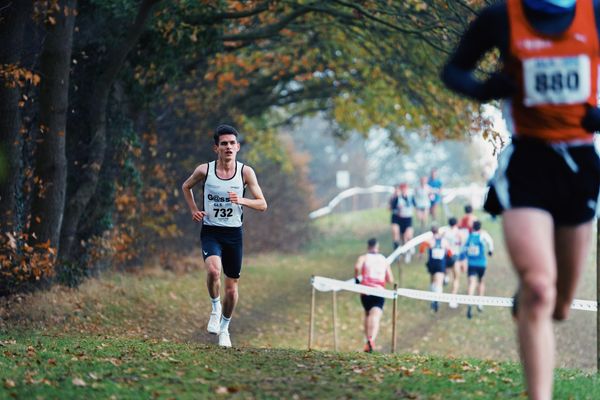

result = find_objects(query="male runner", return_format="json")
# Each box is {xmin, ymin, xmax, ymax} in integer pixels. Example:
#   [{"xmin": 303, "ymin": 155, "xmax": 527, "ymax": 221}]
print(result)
[
  {"xmin": 389, "ymin": 184, "xmax": 402, "ymax": 251},
  {"xmin": 354, "ymin": 238, "xmax": 394, "ymax": 352},
  {"xmin": 464, "ymin": 221, "xmax": 494, "ymax": 319},
  {"xmin": 423, "ymin": 224, "xmax": 452, "ymax": 312},
  {"xmin": 442, "ymin": 1, "xmax": 600, "ymax": 397},
  {"xmin": 443, "ymin": 217, "xmax": 465, "ymax": 308},
  {"xmin": 414, "ymin": 176, "xmax": 431, "ymax": 231},
  {"xmin": 458, "ymin": 204, "xmax": 476, "ymax": 235},
  {"xmin": 427, "ymin": 169, "xmax": 443, "ymax": 221},
  {"xmin": 397, "ymin": 182, "xmax": 416, "ymax": 262},
  {"xmin": 181, "ymin": 124, "xmax": 267, "ymax": 348}
]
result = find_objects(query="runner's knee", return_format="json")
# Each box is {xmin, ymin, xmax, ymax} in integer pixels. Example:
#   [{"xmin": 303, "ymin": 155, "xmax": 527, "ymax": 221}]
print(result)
[
  {"xmin": 224, "ymin": 283, "xmax": 238, "ymax": 299},
  {"xmin": 206, "ymin": 263, "xmax": 221, "ymax": 279},
  {"xmin": 521, "ymin": 275, "xmax": 555, "ymax": 313}
]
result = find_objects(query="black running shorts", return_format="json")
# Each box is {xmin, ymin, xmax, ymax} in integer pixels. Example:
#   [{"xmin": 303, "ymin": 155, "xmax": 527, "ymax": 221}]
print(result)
[
  {"xmin": 484, "ymin": 137, "xmax": 600, "ymax": 226},
  {"xmin": 200, "ymin": 225, "xmax": 243, "ymax": 279},
  {"xmin": 360, "ymin": 294, "xmax": 385, "ymax": 311},
  {"xmin": 467, "ymin": 266, "xmax": 486, "ymax": 281},
  {"xmin": 399, "ymin": 217, "xmax": 412, "ymax": 234}
]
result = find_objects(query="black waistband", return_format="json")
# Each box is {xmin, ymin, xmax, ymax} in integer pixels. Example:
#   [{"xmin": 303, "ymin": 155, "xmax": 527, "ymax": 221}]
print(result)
[{"xmin": 201, "ymin": 224, "xmax": 242, "ymax": 234}]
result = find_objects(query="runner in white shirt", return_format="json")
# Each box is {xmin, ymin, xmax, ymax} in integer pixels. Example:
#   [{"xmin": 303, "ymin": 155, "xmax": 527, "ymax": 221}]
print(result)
[
  {"xmin": 354, "ymin": 238, "xmax": 394, "ymax": 352},
  {"xmin": 182, "ymin": 124, "xmax": 267, "ymax": 348},
  {"xmin": 443, "ymin": 217, "xmax": 466, "ymax": 309}
]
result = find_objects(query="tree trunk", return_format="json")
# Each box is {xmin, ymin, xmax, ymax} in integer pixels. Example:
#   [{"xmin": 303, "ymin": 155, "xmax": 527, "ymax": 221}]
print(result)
[
  {"xmin": 59, "ymin": 0, "xmax": 162, "ymax": 261},
  {"xmin": 0, "ymin": 0, "xmax": 31, "ymax": 233},
  {"xmin": 29, "ymin": 0, "xmax": 77, "ymax": 252}
]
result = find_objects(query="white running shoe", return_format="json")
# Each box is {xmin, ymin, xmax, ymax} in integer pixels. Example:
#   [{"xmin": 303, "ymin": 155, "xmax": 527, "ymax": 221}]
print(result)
[
  {"xmin": 218, "ymin": 330, "xmax": 232, "ymax": 347},
  {"xmin": 449, "ymin": 301, "xmax": 458, "ymax": 309},
  {"xmin": 207, "ymin": 309, "xmax": 221, "ymax": 334}
]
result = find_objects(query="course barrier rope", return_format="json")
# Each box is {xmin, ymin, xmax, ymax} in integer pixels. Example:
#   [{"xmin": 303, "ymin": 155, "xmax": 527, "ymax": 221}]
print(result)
[
  {"xmin": 308, "ymin": 184, "xmax": 487, "ymax": 220},
  {"xmin": 311, "ymin": 276, "xmax": 597, "ymax": 312}
]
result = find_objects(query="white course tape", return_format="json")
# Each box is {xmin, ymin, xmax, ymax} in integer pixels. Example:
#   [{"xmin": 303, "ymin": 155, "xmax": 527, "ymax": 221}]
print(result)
[
  {"xmin": 312, "ymin": 276, "xmax": 396, "ymax": 299},
  {"xmin": 386, "ymin": 226, "xmax": 453, "ymax": 264},
  {"xmin": 309, "ymin": 185, "xmax": 487, "ymax": 220},
  {"xmin": 311, "ymin": 276, "xmax": 597, "ymax": 312}
]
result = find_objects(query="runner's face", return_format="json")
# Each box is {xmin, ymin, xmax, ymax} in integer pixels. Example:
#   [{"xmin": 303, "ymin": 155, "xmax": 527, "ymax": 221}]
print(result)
[{"xmin": 214, "ymin": 134, "xmax": 240, "ymax": 161}]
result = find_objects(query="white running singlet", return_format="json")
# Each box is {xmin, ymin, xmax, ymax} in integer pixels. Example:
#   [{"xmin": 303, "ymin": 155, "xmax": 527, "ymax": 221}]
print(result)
[
  {"xmin": 202, "ymin": 161, "xmax": 245, "ymax": 227},
  {"xmin": 361, "ymin": 253, "xmax": 388, "ymax": 288}
]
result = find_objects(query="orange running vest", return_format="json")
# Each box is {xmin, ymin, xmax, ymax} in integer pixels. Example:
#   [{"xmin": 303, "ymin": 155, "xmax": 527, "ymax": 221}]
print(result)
[{"xmin": 505, "ymin": 0, "xmax": 598, "ymax": 142}]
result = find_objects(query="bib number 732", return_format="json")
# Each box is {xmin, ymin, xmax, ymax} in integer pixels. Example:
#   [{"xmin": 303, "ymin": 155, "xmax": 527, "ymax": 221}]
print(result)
[
  {"xmin": 213, "ymin": 208, "xmax": 233, "ymax": 218},
  {"xmin": 523, "ymin": 55, "xmax": 590, "ymax": 106}
]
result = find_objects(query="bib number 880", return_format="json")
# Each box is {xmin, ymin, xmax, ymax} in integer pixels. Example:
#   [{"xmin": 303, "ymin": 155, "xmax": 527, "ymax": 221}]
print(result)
[
  {"xmin": 523, "ymin": 55, "xmax": 590, "ymax": 106},
  {"xmin": 535, "ymin": 71, "xmax": 579, "ymax": 94}
]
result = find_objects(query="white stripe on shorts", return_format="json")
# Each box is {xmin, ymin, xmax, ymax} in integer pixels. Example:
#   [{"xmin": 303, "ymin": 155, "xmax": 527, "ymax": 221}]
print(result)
[{"xmin": 491, "ymin": 144, "xmax": 514, "ymax": 210}]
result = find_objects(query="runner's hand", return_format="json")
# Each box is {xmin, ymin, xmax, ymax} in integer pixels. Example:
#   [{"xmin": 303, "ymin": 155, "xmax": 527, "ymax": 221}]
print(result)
[
  {"xmin": 228, "ymin": 191, "xmax": 242, "ymax": 205},
  {"xmin": 477, "ymin": 73, "xmax": 516, "ymax": 102},
  {"xmin": 581, "ymin": 105, "xmax": 600, "ymax": 133},
  {"xmin": 488, "ymin": 251, "xmax": 493, "ymax": 257},
  {"xmin": 192, "ymin": 210, "xmax": 205, "ymax": 222}
]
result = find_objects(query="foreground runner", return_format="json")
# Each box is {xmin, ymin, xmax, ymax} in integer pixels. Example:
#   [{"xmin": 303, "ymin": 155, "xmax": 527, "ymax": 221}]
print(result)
[
  {"xmin": 354, "ymin": 238, "xmax": 394, "ymax": 352},
  {"xmin": 442, "ymin": 0, "xmax": 600, "ymax": 398},
  {"xmin": 182, "ymin": 124, "xmax": 267, "ymax": 347}
]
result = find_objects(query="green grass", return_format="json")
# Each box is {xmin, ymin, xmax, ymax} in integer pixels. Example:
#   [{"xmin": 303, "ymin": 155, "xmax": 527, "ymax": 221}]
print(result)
[
  {"xmin": 1, "ymin": 333, "xmax": 598, "ymax": 399},
  {"xmin": 0, "ymin": 207, "xmax": 598, "ymax": 398}
]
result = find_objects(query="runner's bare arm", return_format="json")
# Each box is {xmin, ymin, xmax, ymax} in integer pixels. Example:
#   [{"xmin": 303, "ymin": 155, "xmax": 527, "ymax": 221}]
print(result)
[
  {"xmin": 385, "ymin": 262, "xmax": 394, "ymax": 285},
  {"xmin": 229, "ymin": 166, "xmax": 267, "ymax": 211},
  {"xmin": 182, "ymin": 164, "xmax": 208, "ymax": 222},
  {"xmin": 482, "ymin": 231, "xmax": 494, "ymax": 255},
  {"xmin": 354, "ymin": 255, "xmax": 365, "ymax": 282}
]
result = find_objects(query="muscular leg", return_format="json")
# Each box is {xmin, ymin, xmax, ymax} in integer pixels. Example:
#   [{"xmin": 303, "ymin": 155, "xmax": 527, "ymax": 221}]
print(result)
[
  {"xmin": 403, "ymin": 227, "xmax": 414, "ymax": 244},
  {"xmin": 205, "ymin": 256, "xmax": 222, "ymax": 298},
  {"xmin": 467, "ymin": 275, "xmax": 477, "ymax": 296},
  {"xmin": 553, "ymin": 221, "xmax": 594, "ymax": 321},
  {"xmin": 222, "ymin": 277, "xmax": 239, "ymax": 319},
  {"xmin": 451, "ymin": 265, "xmax": 461, "ymax": 295},
  {"xmin": 503, "ymin": 209, "xmax": 556, "ymax": 400},
  {"xmin": 366, "ymin": 307, "xmax": 383, "ymax": 342},
  {"xmin": 391, "ymin": 224, "xmax": 401, "ymax": 248},
  {"xmin": 477, "ymin": 279, "xmax": 485, "ymax": 296},
  {"xmin": 432, "ymin": 272, "xmax": 444, "ymax": 289}
]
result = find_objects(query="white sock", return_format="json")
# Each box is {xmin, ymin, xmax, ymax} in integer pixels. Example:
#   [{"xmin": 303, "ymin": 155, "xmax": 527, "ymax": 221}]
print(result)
[
  {"xmin": 211, "ymin": 296, "xmax": 221, "ymax": 313},
  {"xmin": 220, "ymin": 316, "xmax": 231, "ymax": 333}
]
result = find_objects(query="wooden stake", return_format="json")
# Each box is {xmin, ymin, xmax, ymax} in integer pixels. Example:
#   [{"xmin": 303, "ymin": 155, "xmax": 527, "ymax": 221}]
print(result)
[
  {"xmin": 332, "ymin": 290, "xmax": 338, "ymax": 351},
  {"xmin": 392, "ymin": 283, "xmax": 398, "ymax": 354},
  {"xmin": 309, "ymin": 280, "xmax": 316, "ymax": 350},
  {"xmin": 397, "ymin": 263, "xmax": 403, "ymax": 289},
  {"xmin": 596, "ymin": 218, "xmax": 600, "ymax": 374}
]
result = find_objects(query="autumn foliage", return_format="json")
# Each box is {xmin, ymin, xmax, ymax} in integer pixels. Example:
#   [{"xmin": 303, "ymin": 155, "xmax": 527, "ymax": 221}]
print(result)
[{"xmin": 0, "ymin": 0, "xmax": 497, "ymax": 294}]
